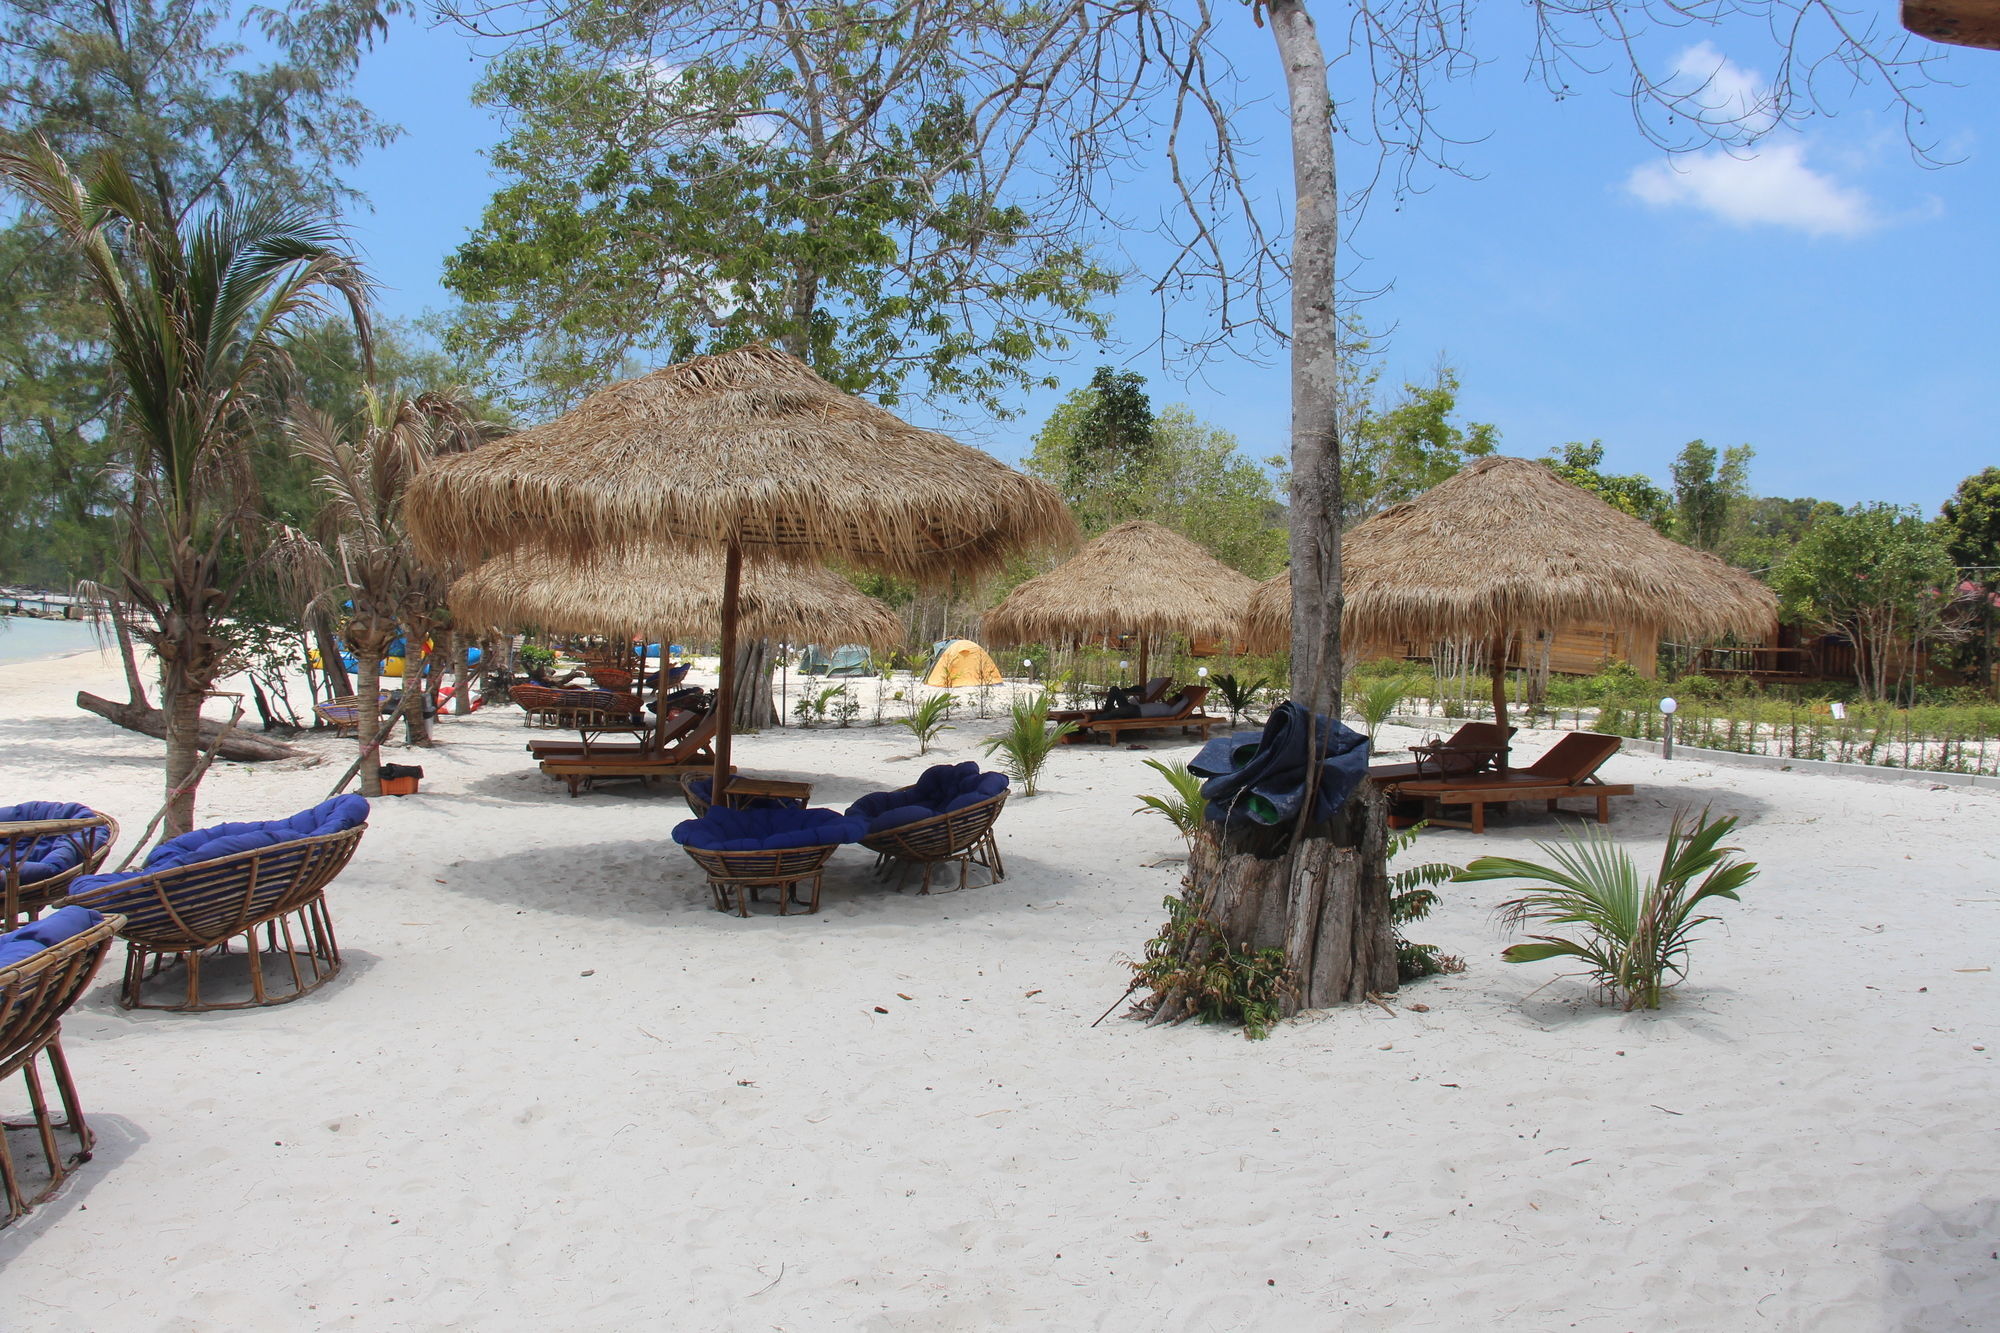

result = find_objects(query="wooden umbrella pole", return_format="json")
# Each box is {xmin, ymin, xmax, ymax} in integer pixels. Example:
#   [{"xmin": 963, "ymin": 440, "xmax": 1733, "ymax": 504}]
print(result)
[
  {"xmin": 1137, "ymin": 634, "xmax": 1149, "ymax": 685},
  {"xmin": 653, "ymin": 624, "xmax": 672, "ymax": 749},
  {"xmin": 714, "ymin": 539, "xmax": 742, "ymax": 794},
  {"xmin": 1489, "ymin": 631, "xmax": 1510, "ymax": 730}
]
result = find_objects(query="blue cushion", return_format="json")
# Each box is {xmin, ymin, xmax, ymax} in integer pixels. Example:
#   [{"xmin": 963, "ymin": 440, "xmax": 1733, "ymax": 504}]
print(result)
[
  {"xmin": 971, "ymin": 772, "xmax": 1010, "ymax": 798},
  {"xmin": 673, "ymin": 806, "xmax": 864, "ymax": 852},
  {"xmin": 0, "ymin": 938, "xmax": 43, "ymax": 969},
  {"xmin": 846, "ymin": 788, "xmax": 913, "ymax": 821},
  {"xmin": 0, "ymin": 801, "xmax": 111, "ymax": 882},
  {"xmin": 863, "ymin": 803, "xmax": 935, "ymax": 836},
  {"xmin": 68, "ymin": 796, "xmax": 368, "ymax": 899},
  {"xmin": 17, "ymin": 906, "xmax": 102, "ymax": 946},
  {"xmin": 0, "ymin": 905, "xmax": 104, "ymax": 970},
  {"xmin": 942, "ymin": 789, "xmax": 999, "ymax": 815},
  {"xmin": 1137, "ymin": 700, "xmax": 1177, "ymax": 718}
]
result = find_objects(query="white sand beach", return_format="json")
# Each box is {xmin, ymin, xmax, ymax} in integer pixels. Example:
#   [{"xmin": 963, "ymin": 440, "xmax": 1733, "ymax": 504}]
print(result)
[{"xmin": 1, "ymin": 647, "xmax": 1997, "ymax": 1330}]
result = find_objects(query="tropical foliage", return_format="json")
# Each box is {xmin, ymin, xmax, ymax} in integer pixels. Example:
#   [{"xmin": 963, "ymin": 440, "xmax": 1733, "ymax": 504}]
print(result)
[
  {"xmin": 981, "ymin": 695, "xmax": 1075, "ymax": 796},
  {"xmin": 1457, "ymin": 810, "xmax": 1759, "ymax": 1010},
  {"xmin": 1133, "ymin": 758, "xmax": 1207, "ymax": 843},
  {"xmin": 0, "ymin": 138, "xmax": 370, "ymax": 833}
]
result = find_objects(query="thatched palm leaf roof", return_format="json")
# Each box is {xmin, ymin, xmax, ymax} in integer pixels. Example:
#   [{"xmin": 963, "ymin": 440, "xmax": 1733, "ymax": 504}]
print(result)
[
  {"xmin": 450, "ymin": 548, "xmax": 902, "ymax": 649},
  {"xmin": 1242, "ymin": 455, "xmax": 1778, "ymax": 652},
  {"xmin": 982, "ymin": 520, "xmax": 1259, "ymax": 645},
  {"xmin": 407, "ymin": 345, "xmax": 1075, "ymax": 583}
]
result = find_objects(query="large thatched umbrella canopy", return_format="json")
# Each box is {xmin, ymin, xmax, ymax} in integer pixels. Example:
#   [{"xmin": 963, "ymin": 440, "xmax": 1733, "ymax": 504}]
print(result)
[
  {"xmin": 407, "ymin": 345, "xmax": 1074, "ymax": 784},
  {"xmin": 1244, "ymin": 455, "xmax": 1778, "ymax": 723},
  {"xmin": 983, "ymin": 520, "xmax": 1260, "ymax": 680},
  {"xmin": 451, "ymin": 548, "xmax": 903, "ymax": 649}
]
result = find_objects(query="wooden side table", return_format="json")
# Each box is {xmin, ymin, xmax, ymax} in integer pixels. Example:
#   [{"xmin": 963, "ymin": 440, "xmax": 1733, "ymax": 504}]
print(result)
[{"xmin": 718, "ymin": 776, "xmax": 814, "ymax": 809}]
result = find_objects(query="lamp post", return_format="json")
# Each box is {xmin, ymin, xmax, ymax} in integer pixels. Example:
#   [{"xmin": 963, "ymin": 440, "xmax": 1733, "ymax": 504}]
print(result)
[{"xmin": 1659, "ymin": 696, "xmax": 1679, "ymax": 760}]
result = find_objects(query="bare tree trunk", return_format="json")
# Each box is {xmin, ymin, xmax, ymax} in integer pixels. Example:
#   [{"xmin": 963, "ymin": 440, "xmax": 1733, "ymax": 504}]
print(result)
[
  {"xmin": 453, "ymin": 636, "xmax": 473, "ymax": 715},
  {"xmin": 161, "ymin": 673, "xmax": 205, "ymax": 838},
  {"xmin": 401, "ymin": 643, "xmax": 432, "ymax": 746},
  {"xmin": 76, "ymin": 692, "xmax": 298, "ymax": 761},
  {"xmin": 1154, "ymin": 0, "xmax": 1395, "ymax": 1020},
  {"xmin": 355, "ymin": 655, "xmax": 385, "ymax": 798},
  {"xmin": 314, "ymin": 614, "xmax": 353, "ymax": 700},
  {"xmin": 108, "ymin": 599, "xmax": 151, "ymax": 708},
  {"xmin": 731, "ymin": 637, "xmax": 778, "ymax": 732}
]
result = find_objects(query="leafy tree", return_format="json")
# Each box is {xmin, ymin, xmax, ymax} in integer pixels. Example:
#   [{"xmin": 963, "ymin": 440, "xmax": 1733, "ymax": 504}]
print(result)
[
  {"xmin": 288, "ymin": 390, "xmax": 502, "ymax": 794},
  {"xmin": 1940, "ymin": 467, "xmax": 2000, "ymax": 692},
  {"xmin": 1772, "ymin": 504, "xmax": 1959, "ymax": 700},
  {"xmin": 1941, "ymin": 468, "xmax": 2000, "ymax": 574},
  {"xmin": 0, "ymin": 0, "xmax": 401, "ymax": 588},
  {"xmin": 0, "ymin": 137, "xmax": 372, "ymax": 835},
  {"xmin": 444, "ymin": 21, "xmax": 1114, "ymax": 415},
  {"xmin": 1670, "ymin": 440, "xmax": 1753, "ymax": 551},
  {"xmin": 1027, "ymin": 375, "xmax": 1285, "ymax": 576},
  {"xmin": 1727, "ymin": 495, "xmax": 1842, "ymax": 572},
  {"xmin": 1343, "ymin": 365, "xmax": 1498, "ymax": 523},
  {"xmin": 1543, "ymin": 442, "xmax": 1672, "ymax": 533}
]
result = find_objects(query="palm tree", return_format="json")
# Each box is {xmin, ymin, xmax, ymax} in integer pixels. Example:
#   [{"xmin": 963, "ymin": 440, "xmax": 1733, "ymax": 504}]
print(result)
[
  {"xmin": 0, "ymin": 137, "xmax": 371, "ymax": 835},
  {"xmin": 288, "ymin": 390, "xmax": 501, "ymax": 796}
]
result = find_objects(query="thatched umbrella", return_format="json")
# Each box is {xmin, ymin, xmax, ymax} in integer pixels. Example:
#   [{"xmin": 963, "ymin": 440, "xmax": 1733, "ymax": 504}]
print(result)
[
  {"xmin": 1243, "ymin": 455, "xmax": 1778, "ymax": 725},
  {"xmin": 407, "ymin": 345, "xmax": 1074, "ymax": 786},
  {"xmin": 982, "ymin": 520, "xmax": 1260, "ymax": 681},
  {"xmin": 452, "ymin": 548, "xmax": 903, "ymax": 746}
]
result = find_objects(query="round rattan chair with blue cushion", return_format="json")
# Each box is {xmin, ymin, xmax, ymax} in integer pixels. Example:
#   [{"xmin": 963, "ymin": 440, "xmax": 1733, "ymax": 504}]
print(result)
[
  {"xmin": 847, "ymin": 763, "xmax": 1010, "ymax": 894},
  {"xmin": 63, "ymin": 795, "xmax": 369, "ymax": 1011},
  {"xmin": 672, "ymin": 806, "xmax": 866, "ymax": 916},
  {"xmin": 0, "ymin": 802, "xmax": 119, "ymax": 930},
  {"xmin": 0, "ymin": 905, "xmax": 122, "ymax": 1225}
]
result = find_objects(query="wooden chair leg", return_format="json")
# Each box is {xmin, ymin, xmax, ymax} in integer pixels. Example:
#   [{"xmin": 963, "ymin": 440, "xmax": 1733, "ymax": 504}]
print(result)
[
  {"xmin": 1470, "ymin": 800, "xmax": 1486, "ymax": 835},
  {"xmin": 1596, "ymin": 793, "xmax": 1610, "ymax": 823}
]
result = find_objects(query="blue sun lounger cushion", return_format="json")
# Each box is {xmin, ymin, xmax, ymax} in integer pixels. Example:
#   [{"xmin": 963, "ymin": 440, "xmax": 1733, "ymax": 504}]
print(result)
[
  {"xmin": 0, "ymin": 801, "xmax": 113, "ymax": 883},
  {"xmin": 0, "ymin": 904, "xmax": 106, "ymax": 969},
  {"xmin": 67, "ymin": 795, "xmax": 369, "ymax": 901},
  {"xmin": 672, "ymin": 806, "xmax": 867, "ymax": 853},
  {"xmin": 844, "ymin": 764, "xmax": 1010, "ymax": 835}
]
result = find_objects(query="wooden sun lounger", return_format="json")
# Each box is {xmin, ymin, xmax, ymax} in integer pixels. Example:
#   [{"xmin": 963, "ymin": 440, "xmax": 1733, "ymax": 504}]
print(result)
[
  {"xmin": 525, "ymin": 708, "xmax": 702, "ymax": 761},
  {"xmin": 1068, "ymin": 686, "xmax": 1221, "ymax": 744},
  {"xmin": 1050, "ymin": 676, "xmax": 1173, "ymax": 724},
  {"xmin": 1386, "ymin": 731, "xmax": 1631, "ymax": 834},
  {"xmin": 538, "ymin": 714, "xmax": 723, "ymax": 796},
  {"xmin": 1366, "ymin": 722, "xmax": 1516, "ymax": 784}
]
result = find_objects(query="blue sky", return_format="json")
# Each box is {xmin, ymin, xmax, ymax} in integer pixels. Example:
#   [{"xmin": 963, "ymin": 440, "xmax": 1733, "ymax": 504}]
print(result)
[{"xmin": 341, "ymin": 12, "xmax": 1998, "ymax": 514}]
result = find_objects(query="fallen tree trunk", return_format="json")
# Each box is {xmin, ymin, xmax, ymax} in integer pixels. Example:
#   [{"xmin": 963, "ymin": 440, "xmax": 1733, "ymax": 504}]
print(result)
[{"xmin": 77, "ymin": 691, "xmax": 301, "ymax": 762}]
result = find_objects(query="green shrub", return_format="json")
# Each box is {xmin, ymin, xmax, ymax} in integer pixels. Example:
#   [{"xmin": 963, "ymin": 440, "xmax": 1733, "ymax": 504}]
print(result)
[
  {"xmin": 1211, "ymin": 673, "xmax": 1268, "ymax": 725},
  {"xmin": 979, "ymin": 694, "xmax": 1074, "ymax": 794},
  {"xmin": 1386, "ymin": 824, "xmax": 1466, "ymax": 981},
  {"xmin": 1132, "ymin": 884, "xmax": 1290, "ymax": 1039},
  {"xmin": 1353, "ymin": 674, "xmax": 1412, "ymax": 746},
  {"xmin": 1457, "ymin": 810, "xmax": 1758, "ymax": 1010},
  {"xmin": 897, "ymin": 691, "xmax": 954, "ymax": 753},
  {"xmin": 1133, "ymin": 758, "xmax": 1207, "ymax": 842}
]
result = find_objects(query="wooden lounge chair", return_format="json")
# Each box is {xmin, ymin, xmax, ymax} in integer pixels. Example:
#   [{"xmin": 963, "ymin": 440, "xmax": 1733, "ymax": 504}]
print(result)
[
  {"xmin": 0, "ymin": 805, "xmax": 118, "ymax": 929},
  {"xmin": 0, "ymin": 909, "xmax": 122, "ymax": 1225},
  {"xmin": 1366, "ymin": 722, "xmax": 1517, "ymax": 784},
  {"xmin": 509, "ymin": 683, "xmax": 644, "ymax": 729},
  {"xmin": 538, "ymin": 711, "xmax": 724, "ymax": 796},
  {"xmin": 1069, "ymin": 685, "xmax": 1221, "ymax": 744},
  {"xmin": 63, "ymin": 796, "xmax": 368, "ymax": 1011},
  {"xmin": 1387, "ymin": 731, "xmax": 1632, "ymax": 834},
  {"xmin": 312, "ymin": 693, "xmax": 385, "ymax": 736},
  {"xmin": 672, "ymin": 807, "xmax": 867, "ymax": 916},
  {"xmin": 524, "ymin": 707, "xmax": 703, "ymax": 761},
  {"xmin": 1050, "ymin": 675, "xmax": 1173, "ymax": 724}
]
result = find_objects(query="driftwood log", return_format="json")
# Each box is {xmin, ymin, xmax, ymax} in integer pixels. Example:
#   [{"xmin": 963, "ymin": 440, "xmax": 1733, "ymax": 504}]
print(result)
[{"xmin": 76, "ymin": 692, "xmax": 301, "ymax": 762}]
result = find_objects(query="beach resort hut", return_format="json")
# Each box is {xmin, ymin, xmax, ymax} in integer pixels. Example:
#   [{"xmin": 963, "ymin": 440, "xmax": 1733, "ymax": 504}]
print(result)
[
  {"xmin": 982, "ymin": 520, "xmax": 1259, "ymax": 684},
  {"xmin": 923, "ymin": 639, "xmax": 1003, "ymax": 687},
  {"xmin": 1243, "ymin": 455, "xmax": 1778, "ymax": 725},
  {"xmin": 407, "ymin": 345, "xmax": 1074, "ymax": 787}
]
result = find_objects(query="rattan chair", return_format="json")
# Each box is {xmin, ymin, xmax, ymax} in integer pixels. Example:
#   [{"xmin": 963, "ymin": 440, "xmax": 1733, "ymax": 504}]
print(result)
[
  {"xmin": 65, "ymin": 822, "xmax": 366, "ymax": 1011},
  {"xmin": 681, "ymin": 843, "xmax": 845, "ymax": 916},
  {"xmin": 0, "ymin": 911, "xmax": 121, "ymax": 1226},
  {"xmin": 859, "ymin": 791, "xmax": 1008, "ymax": 893},
  {"xmin": 0, "ymin": 807, "xmax": 118, "ymax": 929}
]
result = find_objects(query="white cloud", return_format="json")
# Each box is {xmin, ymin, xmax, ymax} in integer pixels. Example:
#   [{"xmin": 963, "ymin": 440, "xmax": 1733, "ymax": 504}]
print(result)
[
  {"xmin": 1665, "ymin": 42, "xmax": 1778, "ymax": 138},
  {"xmin": 1625, "ymin": 140, "xmax": 1883, "ymax": 237}
]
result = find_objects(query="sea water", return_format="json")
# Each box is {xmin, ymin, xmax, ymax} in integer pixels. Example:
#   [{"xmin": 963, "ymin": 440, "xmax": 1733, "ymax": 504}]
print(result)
[{"xmin": 0, "ymin": 615, "xmax": 108, "ymax": 667}]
